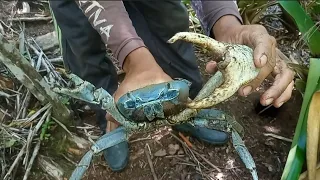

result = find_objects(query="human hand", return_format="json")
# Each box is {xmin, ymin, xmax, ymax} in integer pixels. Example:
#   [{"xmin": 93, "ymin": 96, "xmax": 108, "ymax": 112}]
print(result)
[
  {"xmin": 209, "ymin": 15, "xmax": 294, "ymax": 107},
  {"xmin": 106, "ymin": 47, "xmax": 172, "ymax": 130},
  {"xmin": 114, "ymin": 47, "xmax": 173, "ymax": 102}
]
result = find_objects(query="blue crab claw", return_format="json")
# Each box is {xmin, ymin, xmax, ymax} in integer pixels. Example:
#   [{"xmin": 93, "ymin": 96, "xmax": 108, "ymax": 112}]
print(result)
[
  {"xmin": 232, "ymin": 131, "xmax": 258, "ymax": 180},
  {"xmin": 69, "ymin": 127, "xmax": 128, "ymax": 180},
  {"xmin": 116, "ymin": 79, "xmax": 191, "ymax": 122}
]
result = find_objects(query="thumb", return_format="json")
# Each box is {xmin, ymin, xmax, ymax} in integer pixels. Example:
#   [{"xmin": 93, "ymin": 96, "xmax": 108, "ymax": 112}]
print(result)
[{"xmin": 205, "ymin": 61, "xmax": 218, "ymax": 74}]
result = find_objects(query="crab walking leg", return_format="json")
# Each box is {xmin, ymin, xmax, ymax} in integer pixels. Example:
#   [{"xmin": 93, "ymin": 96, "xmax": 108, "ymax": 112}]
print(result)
[
  {"xmin": 69, "ymin": 127, "xmax": 127, "ymax": 180},
  {"xmin": 167, "ymin": 32, "xmax": 227, "ymax": 57},
  {"xmin": 53, "ymin": 82, "xmax": 129, "ymax": 127},
  {"xmin": 53, "ymin": 75, "xmax": 173, "ymax": 131},
  {"xmin": 232, "ymin": 130, "xmax": 258, "ymax": 180},
  {"xmin": 52, "ymin": 74, "xmax": 148, "ymax": 130},
  {"xmin": 193, "ymin": 109, "xmax": 244, "ymax": 137}
]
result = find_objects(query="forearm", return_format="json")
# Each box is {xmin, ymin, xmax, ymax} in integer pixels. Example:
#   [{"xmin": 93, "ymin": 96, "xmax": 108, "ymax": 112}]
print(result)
[
  {"xmin": 190, "ymin": 0, "xmax": 243, "ymax": 38},
  {"xmin": 212, "ymin": 15, "xmax": 242, "ymax": 41},
  {"xmin": 75, "ymin": 1, "xmax": 145, "ymax": 68}
]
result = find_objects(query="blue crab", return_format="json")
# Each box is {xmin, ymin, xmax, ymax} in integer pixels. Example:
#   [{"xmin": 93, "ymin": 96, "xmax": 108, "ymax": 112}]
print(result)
[{"xmin": 53, "ymin": 32, "xmax": 260, "ymax": 180}]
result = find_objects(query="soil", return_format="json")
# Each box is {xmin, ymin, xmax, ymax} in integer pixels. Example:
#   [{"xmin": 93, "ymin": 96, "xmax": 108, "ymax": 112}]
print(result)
[{"xmin": 0, "ymin": 1, "xmax": 307, "ymax": 180}]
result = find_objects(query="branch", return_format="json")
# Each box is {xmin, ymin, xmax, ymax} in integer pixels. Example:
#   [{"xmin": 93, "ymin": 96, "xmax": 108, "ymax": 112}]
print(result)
[
  {"xmin": 0, "ymin": 34, "xmax": 71, "ymax": 124},
  {"xmin": 10, "ymin": 16, "xmax": 52, "ymax": 22}
]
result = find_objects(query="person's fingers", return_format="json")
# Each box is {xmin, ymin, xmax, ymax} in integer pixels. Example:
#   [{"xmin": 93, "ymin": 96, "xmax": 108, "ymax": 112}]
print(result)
[
  {"xmin": 238, "ymin": 66, "xmax": 272, "ymax": 96},
  {"xmin": 205, "ymin": 61, "xmax": 217, "ymax": 74},
  {"xmin": 272, "ymin": 80, "xmax": 294, "ymax": 108},
  {"xmin": 251, "ymin": 34, "xmax": 277, "ymax": 69},
  {"xmin": 259, "ymin": 65, "xmax": 295, "ymax": 106},
  {"xmin": 243, "ymin": 25, "xmax": 277, "ymax": 69},
  {"xmin": 236, "ymin": 26, "xmax": 277, "ymax": 96}
]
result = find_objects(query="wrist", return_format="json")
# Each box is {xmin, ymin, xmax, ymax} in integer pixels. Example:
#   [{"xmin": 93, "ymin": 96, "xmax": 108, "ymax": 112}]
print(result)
[
  {"xmin": 212, "ymin": 15, "xmax": 242, "ymax": 41},
  {"xmin": 123, "ymin": 47, "xmax": 162, "ymax": 74}
]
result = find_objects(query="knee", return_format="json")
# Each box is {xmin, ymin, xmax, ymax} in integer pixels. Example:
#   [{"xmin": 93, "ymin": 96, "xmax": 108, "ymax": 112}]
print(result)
[
  {"xmin": 154, "ymin": 3, "xmax": 189, "ymax": 38},
  {"xmin": 166, "ymin": 9, "xmax": 189, "ymax": 36}
]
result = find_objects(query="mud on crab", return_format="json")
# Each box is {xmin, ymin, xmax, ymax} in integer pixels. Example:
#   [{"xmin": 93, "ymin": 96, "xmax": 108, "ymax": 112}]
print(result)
[{"xmin": 53, "ymin": 32, "xmax": 260, "ymax": 180}]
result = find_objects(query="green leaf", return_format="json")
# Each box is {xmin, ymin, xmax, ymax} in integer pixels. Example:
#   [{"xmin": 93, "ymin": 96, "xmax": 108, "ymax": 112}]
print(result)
[
  {"xmin": 281, "ymin": 58, "xmax": 320, "ymax": 180},
  {"xmin": 278, "ymin": 0, "xmax": 320, "ymax": 56},
  {"xmin": 295, "ymin": 79, "xmax": 306, "ymax": 95},
  {"xmin": 182, "ymin": 0, "xmax": 190, "ymax": 4}
]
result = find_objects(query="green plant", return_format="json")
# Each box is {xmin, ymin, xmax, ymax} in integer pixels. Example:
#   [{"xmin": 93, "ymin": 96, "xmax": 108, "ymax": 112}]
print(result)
[
  {"xmin": 288, "ymin": 63, "xmax": 309, "ymax": 96},
  {"xmin": 278, "ymin": 1, "xmax": 320, "ymax": 179},
  {"xmin": 237, "ymin": 0, "xmax": 277, "ymax": 25},
  {"xmin": 40, "ymin": 119, "xmax": 55, "ymax": 141},
  {"xmin": 281, "ymin": 59, "xmax": 320, "ymax": 180},
  {"xmin": 300, "ymin": 0, "xmax": 320, "ymax": 21},
  {"xmin": 279, "ymin": 0, "xmax": 320, "ymax": 57}
]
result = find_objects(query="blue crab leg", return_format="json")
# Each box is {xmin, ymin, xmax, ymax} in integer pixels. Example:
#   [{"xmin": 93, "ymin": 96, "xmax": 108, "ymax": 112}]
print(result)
[
  {"xmin": 69, "ymin": 127, "xmax": 127, "ymax": 180},
  {"xmin": 191, "ymin": 109, "xmax": 244, "ymax": 137},
  {"xmin": 53, "ymin": 74, "xmax": 179, "ymax": 132},
  {"xmin": 53, "ymin": 74, "xmax": 132, "ymax": 128},
  {"xmin": 232, "ymin": 130, "xmax": 258, "ymax": 180}
]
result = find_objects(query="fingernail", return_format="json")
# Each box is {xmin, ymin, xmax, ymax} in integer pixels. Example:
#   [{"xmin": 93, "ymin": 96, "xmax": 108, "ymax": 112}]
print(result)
[
  {"xmin": 265, "ymin": 98, "xmax": 274, "ymax": 105},
  {"xmin": 277, "ymin": 102, "xmax": 284, "ymax": 107},
  {"xmin": 243, "ymin": 86, "xmax": 252, "ymax": 96},
  {"xmin": 260, "ymin": 54, "xmax": 267, "ymax": 66}
]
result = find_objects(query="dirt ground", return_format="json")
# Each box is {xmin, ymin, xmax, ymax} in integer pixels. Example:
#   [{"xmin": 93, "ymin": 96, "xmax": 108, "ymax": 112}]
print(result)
[{"xmin": 0, "ymin": 1, "xmax": 306, "ymax": 180}]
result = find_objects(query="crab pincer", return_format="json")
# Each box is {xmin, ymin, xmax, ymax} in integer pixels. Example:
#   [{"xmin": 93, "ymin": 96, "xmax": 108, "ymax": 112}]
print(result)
[{"xmin": 167, "ymin": 32, "xmax": 260, "ymax": 109}]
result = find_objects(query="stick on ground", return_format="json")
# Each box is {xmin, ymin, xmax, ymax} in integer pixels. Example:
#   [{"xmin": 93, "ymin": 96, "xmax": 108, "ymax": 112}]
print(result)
[
  {"xmin": 23, "ymin": 141, "xmax": 41, "ymax": 180},
  {"xmin": 263, "ymin": 133, "xmax": 292, "ymax": 143},
  {"xmin": 170, "ymin": 132, "xmax": 221, "ymax": 172},
  {"xmin": 145, "ymin": 144, "xmax": 158, "ymax": 180},
  {"xmin": 10, "ymin": 17, "xmax": 52, "ymax": 22},
  {"xmin": 3, "ymin": 143, "xmax": 27, "ymax": 180}
]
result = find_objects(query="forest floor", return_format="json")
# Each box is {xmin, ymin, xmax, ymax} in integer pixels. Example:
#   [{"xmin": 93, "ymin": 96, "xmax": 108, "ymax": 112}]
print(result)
[{"xmin": 0, "ymin": 1, "xmax": 310, "ymax": 180}]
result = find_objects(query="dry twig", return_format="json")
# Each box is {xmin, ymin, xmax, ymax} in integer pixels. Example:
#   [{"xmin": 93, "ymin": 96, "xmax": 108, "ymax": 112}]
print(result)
[
  {"xmin": 52, "ymin": 117, "xmax": 73, "ymax": 137},
  {"xmin": 170, "ymin": 132, "xmax": 221, "ymax": 172},
  {"xmin": 10, "ymin": 16, "xmax": 52, "ymax": 22},
  {"xmin": 178, "ymin": 132, "xmax": 193, "ymax": 148},
  {"xmin": 263, "ymin": 133, "xmax": 292, "ymax": 142},
  {"xmin": 129, "ymin": 136, "xmax": 152, "ymax": 143},
  {"xmin": 23, "ymin": 141, "xmax": 41, "ymax": 180},
  {"xmin": 145, "ymin": 143, "xmax": 158, "ymax": 180},
  {"xmin": 3, "ymin": 143, "xmax": 27, "ymax": 180}
]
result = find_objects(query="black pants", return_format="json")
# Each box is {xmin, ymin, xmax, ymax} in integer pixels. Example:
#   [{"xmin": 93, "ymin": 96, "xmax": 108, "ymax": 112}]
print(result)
[{"xmin": 49, "ymin": 0, "xmax": 203, "ymax": 131}]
